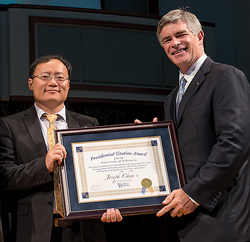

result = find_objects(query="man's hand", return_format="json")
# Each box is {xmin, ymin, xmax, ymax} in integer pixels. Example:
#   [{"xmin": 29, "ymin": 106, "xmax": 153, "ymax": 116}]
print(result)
[
  {"xmin": 45, "ymin": 143, "xmax": 67, "ymax": 173},
  {"xmin": 101, "ymin": 208, "xmax": 123, "ymax": 223},
  {"xmin": 134, "ymin": 117, "xmax": 158, "ymax": 123},
  {"xmin": 156, "ymin": 188, "xmax": 198, "ymax": 217}
]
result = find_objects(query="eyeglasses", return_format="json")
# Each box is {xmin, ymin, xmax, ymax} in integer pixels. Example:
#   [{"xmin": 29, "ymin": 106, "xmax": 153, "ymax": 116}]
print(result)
[{"xmin": 32, "ymin": 74, "xmax": 69, "ymax": 83}]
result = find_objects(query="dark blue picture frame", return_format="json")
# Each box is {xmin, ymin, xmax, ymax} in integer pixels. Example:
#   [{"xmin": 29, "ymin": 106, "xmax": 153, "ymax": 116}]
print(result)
[{"xmin": 56, "ymin": 121, "xmax": 185, "ymax": 219}]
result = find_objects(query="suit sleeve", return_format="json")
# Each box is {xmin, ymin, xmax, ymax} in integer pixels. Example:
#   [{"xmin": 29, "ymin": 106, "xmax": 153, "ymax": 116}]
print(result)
[
  {"xmin": 182, "ymin": 66, "xmax": 250, "ymax": 211},
  {"xmin": 0, "ymin": 117, "xmax": 52, "ymax": 190}
]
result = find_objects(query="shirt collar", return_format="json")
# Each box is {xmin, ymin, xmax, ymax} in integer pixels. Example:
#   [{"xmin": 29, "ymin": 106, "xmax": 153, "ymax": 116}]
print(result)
[
  {"xmin": 179, "ymin": 54, "xmax": 207, "ymax": 84},
  {"xmin": 34, "ymin": 103, "xmax": 66, "ymax": 121}
]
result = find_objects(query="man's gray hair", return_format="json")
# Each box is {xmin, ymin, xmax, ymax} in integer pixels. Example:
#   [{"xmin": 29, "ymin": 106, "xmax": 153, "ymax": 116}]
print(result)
[{"xmin": 157, "ymin": 8, "xmax": 202, "ymax": 46}]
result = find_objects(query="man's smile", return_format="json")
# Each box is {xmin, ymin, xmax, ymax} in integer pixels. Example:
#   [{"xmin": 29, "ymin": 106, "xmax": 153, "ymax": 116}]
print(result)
[
  {"xmin": 45, "ymin": 89, "xmax": 59, "ymax": 93},
  {"xmin": 172, "ymin": 48, "xmax": 188, "ymax": 55}
]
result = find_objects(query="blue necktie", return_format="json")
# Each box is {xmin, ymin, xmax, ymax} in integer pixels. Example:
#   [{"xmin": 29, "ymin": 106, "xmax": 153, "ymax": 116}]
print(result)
[{"xmin": 176, "ymin": 77, "xmax": 187, "ymax": 119}]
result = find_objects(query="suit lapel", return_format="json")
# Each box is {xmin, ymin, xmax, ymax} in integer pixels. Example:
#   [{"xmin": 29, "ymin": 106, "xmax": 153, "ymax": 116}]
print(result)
[
  {"xmin": 171, "ymin": 87, "xmax": 179, "ymax": 124},
  {"xmin": 66, "ymin": 110, "xmax": 81, "ymax": 129},
  {"xmin": 176, "ymin": 57, "xmax": 213, "ymax": 126},
  {"xmin": 22, "ymin": 106, "xmax": 47, "ymax": 157},
  {"xmin": 22, "ymin": 107, "xmax": 82, "ymax": 157}
]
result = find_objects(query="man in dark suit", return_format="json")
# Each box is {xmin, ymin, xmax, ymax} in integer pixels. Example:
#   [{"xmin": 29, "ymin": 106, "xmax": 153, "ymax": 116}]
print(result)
[
  {"xmin": 0, "ymin": 55, "xmax": 107, "ymax": 242},
  {"xmin": 154, "ymin": 8, "xmax": 250, "ymax": 242}
]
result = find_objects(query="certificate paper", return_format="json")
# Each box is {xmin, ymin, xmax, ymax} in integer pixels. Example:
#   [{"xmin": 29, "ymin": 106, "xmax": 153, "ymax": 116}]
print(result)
[
  {"xmin": 56, "ymin": 121, "xmax": 184, "ymax": 219},
  {"xmin": 72, "ymin": 136, "xmax": 170, "ymax": 204}
]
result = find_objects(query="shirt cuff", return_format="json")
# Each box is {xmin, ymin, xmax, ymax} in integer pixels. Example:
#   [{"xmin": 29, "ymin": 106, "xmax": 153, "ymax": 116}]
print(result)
[{"xmin": 189, "ymin": 196, "xmax": 200, "ymax": 206}]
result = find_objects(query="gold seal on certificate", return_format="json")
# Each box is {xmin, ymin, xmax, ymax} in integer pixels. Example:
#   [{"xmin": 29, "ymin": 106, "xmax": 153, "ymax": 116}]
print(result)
[{"xmin": 141, "ymin": 178, "xmax": 154, "ymax": 195}]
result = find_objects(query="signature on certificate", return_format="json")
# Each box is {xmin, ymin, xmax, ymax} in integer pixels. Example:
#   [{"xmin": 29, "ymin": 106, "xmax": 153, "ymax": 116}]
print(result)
[
  {"xmin": 104, "ymin": 170, "xmax": 134, "ymax": 183},
  {"xmin": 90, "ymin": 183, "xmax": 103, "ymax": 191}
]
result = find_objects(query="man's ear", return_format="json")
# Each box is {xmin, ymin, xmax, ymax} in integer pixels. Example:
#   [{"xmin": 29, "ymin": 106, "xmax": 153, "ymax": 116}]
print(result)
[
  {"xmin": 28, "ymin": 78, "xmax": 34, "ymax": 91},
  {"xmin": 198, "ymin": 30, "xmax": 204, "ymax": 44}
]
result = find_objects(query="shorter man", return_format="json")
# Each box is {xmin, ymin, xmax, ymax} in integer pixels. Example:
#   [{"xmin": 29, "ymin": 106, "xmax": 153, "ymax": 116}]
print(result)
[{"xmin": 0, "ymin": 55, "xmax": 108, "ymax": 242}]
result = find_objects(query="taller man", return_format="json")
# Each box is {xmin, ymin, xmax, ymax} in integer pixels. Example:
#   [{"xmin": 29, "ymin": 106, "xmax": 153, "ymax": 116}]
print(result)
[{"xmin": 155, "ymin": 8, "xmax": 250, "ymax": 242}]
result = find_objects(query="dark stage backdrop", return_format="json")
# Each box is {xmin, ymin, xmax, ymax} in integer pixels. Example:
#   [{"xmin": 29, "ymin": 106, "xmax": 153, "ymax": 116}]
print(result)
[{"xmin": 0, "ymin": 99, "xmax": 165, "ymax": 125}]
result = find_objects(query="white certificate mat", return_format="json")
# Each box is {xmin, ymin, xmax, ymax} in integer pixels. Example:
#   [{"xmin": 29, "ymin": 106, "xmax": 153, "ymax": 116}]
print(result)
[{"xmin": 72, "ymin": 136, "xmax": 170, "ymax": 203}]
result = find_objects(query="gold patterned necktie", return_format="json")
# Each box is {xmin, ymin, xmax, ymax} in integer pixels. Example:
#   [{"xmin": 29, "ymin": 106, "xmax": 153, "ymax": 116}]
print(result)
[{"xmin": 42, "ymin": 113, "xmax": 64, "ymax": 218}]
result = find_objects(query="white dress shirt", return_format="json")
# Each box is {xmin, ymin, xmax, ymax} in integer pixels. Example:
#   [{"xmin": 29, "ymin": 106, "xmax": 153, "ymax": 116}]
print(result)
[
  {"xmin": 34, "ymin": 103, "xmax": 68, "ymax": 151},
  {"xmin": 179, "ymin": 54, "xmax": 207, "ymax": 93}
]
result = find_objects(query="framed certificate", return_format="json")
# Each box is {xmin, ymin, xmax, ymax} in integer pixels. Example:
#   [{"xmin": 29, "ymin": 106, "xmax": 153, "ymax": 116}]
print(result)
[{"xmin": 55, "ymin": 121, "xmax": 185, "ymax": 219}]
